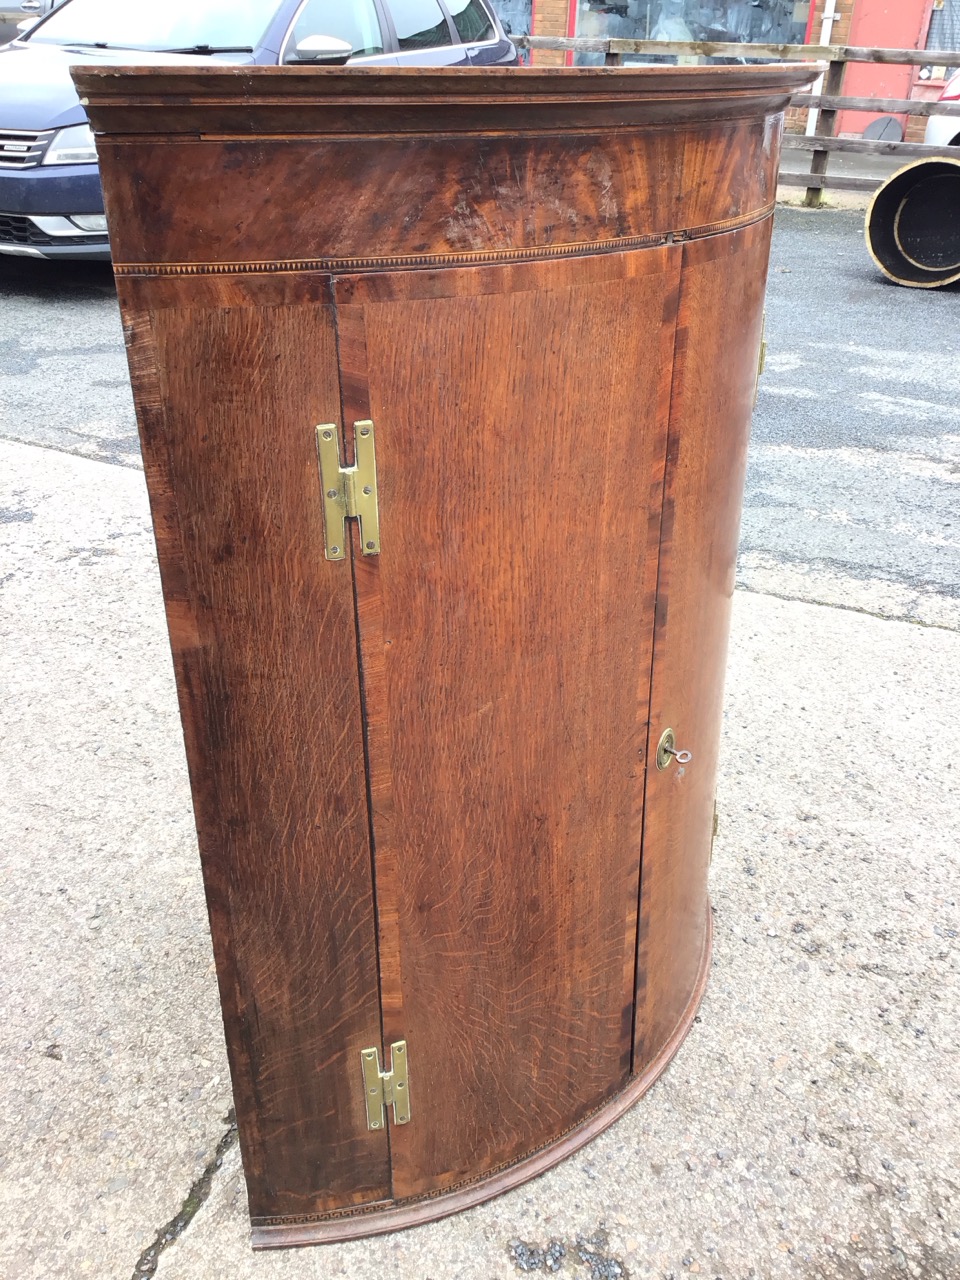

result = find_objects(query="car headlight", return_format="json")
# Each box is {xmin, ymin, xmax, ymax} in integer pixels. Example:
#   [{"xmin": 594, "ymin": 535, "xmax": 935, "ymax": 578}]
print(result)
[
  {"xmin": 70, "ymin": 213, "xmax": 108, "ymax": 232},
  {"xmin": 42, "ymin": 122, "xmax": 98, "ymax": 166}
]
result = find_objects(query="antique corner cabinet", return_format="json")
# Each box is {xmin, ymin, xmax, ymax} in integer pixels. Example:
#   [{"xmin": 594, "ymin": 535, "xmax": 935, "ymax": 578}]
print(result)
[{"xmin": 74, "ymin": 64, "xmax": 816, "ymax": 1247}]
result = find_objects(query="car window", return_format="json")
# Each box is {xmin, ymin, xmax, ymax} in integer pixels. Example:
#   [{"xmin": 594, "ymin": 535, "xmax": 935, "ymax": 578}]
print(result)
[
  {"xmin": 389, "ymin": 0, "xmax": 452, "ymax": 50},
  {"xmin": 446, "ymin": 0, "xmax": 493, "ymax": 43},
  {"xmin": 285, "ymin": 0, "xmax": 384, "ymax": 59},
  {"xmin": 24, "ymin": 0, "xmax": 271, "ymax": 49}
]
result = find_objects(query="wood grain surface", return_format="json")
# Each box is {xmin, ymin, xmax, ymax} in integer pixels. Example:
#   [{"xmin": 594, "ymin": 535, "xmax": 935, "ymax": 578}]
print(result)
[
  {"xmin": 252, "ymin": 905, "xmax": 712, "ymax": 1247},
  {"xmin": 90, "ymin": 126, "xmax": 773, "ymax": 272},
  {"xmin": 75, "ymin": 63, "xmax": 822, "ymax": 138},
  {"xmin": 79, "ymin": 61, "xmax": 819, "ymax": 1238},
  {"xmin": 635, "ymin": 218, "xmax": 772, "ymax": 1070},
  {"xmin": 341, "ymin": 247, "xmax": 680, "ymax": 1198},
  {"xmin": 73, "ymin": 66, "xmax": 817, "ymax": 274},
  {"xmin": 118, "ymin": 291, "xmax": 390, "ymax": 1218}
]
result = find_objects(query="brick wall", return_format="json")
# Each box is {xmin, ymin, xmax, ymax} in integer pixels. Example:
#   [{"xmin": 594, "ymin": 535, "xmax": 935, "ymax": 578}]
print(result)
[
  {"xmin": 808, "ymin": 0, "xmax": 853, "ymax": 46},
  {"xmin": 784, "ymin": 4, "xmax": 852, "ymax": 133},
  {"xmin": 785, "ymin": 105, "xmax": 809, "ymax": 133},
  {"xmin": 531, "ymin": 0, "xmax": 568, "ymax": 64}
]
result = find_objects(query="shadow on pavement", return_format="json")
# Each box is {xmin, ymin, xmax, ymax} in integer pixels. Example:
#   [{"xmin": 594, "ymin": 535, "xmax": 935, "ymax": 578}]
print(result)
[{"xmin": 0, "ymin": 253, "xmax": 116, "ymax": 299}]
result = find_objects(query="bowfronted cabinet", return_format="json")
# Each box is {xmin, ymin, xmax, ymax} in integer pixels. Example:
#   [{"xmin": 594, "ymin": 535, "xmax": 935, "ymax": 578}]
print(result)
[{"xmin": 75, "ymin": 64, "xmax": 816, "ymax": 1246}]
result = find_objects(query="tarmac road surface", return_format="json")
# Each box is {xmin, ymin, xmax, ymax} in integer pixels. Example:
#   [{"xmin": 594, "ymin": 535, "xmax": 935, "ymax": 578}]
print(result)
[
  {"xmin": 1, "ymin": 206, "xmax": 959, "ymax": 1279},
  {"xmin": 741, "ymin": 205, "xmax": 960, "ymax": 629},
  {"xmin": 1, "ymin": 205, "xmax": 958, "ymax": 626}
]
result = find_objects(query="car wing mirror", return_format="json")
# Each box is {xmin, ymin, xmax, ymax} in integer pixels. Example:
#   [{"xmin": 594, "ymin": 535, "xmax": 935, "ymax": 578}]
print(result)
[{"xmin": 293, "ymin": 35, "xmax": 353, "ymax": 64}]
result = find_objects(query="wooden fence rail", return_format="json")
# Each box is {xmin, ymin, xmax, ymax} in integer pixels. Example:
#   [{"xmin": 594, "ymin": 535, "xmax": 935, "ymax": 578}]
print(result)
[{"xmin": 518, "ymin": 37, "xmax": 960, "ymax": 207}]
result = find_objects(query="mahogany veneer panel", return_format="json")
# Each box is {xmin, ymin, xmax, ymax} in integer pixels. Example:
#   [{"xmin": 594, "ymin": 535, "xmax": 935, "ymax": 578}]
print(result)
[
  {"xmin": 92, "ymin": 122, "xmax": 777, "ymax": 270},
  {"xmin": 75, "ymin": 66, "xmax": 818, "ymax": 273},
  {"xmin": 75, "ymin": 63, "xmax": 819, "ymax": 1245}
]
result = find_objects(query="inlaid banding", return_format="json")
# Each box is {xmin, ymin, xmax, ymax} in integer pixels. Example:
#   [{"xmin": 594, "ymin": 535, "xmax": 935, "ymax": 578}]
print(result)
[{"xmin": 112, "ymin": 201, "xmax": 774, "ymax": 278}]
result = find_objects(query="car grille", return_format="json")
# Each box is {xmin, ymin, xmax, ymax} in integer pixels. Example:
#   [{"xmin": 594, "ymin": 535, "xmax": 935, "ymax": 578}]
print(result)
[
  {"xmin": 0, "ymin": 212, "xmax": 105, "ymax": 247},
  {"xmin": 0, "ymin": 129, "xmax": 54, "ymax": 168}
]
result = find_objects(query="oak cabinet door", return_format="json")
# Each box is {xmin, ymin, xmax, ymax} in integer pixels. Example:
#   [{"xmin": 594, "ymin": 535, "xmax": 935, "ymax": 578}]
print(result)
[
  {"xmin": 636, "ymin": 221, "xmax": 772, "ymax": 1070},
  {"xmin": 336, "ymin": 247, "xmax": 683, "ymax": 1198},
  {"xmin": 120, "ymin": 285, "xmax": 390, "ymax": 1221}
]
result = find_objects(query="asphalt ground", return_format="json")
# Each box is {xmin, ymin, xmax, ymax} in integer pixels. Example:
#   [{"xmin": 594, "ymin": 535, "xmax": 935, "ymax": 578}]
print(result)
[
  {"xmin": 1, "ymin": 211, "xmax": 959, "ymax": 1279},
  {"xmin": 740, "ymin": 206, "xmax": 960, "ymax": 628},
  {"xmin": 1, "ymin": 207, "xmax": 958, "ymax": 621}
]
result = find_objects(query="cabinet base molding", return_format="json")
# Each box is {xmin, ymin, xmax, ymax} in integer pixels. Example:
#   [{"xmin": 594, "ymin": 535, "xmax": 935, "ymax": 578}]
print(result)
[{"xmin": 250, "ymin": 907, "xmax": 712, "ymax": 1248}]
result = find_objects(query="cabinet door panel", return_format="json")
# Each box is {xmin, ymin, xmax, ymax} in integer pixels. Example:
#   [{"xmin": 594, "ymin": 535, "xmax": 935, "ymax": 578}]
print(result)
[
  {"xmin": 120, "ymin": 289, "xmax": 389, "ymax": 1219},
  {"xmin": 340, "ymin": 249, "xmax": 681, "ymax": 1198},
  {"xmin": 636, "ymin": 219, "xmax": 772, "ymax": 1067}
]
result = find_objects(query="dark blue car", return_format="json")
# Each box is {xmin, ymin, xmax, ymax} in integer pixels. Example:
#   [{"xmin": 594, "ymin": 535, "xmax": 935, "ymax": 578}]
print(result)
[{"xmin": 0, "ymin": 0, "xmax": 516, "ymax": 260}]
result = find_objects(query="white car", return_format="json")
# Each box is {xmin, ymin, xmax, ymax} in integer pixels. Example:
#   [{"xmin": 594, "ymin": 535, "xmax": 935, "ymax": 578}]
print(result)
[
  {"xmin": 924, "ymin": 68, "xmax": 960, "ymax": 148},
  {"xmin": 0, "ymin": 0, "xmax": 58, "ymax": 44}
]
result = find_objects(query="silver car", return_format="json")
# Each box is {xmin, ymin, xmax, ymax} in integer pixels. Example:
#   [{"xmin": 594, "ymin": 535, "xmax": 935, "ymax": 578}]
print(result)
[{"xmin": 0, "ymin": 0, "xmax": 58, "ymax": 44}]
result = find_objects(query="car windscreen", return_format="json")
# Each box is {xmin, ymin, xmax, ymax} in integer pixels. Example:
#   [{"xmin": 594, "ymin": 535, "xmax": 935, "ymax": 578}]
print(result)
[{"xmin": 24, "ymin": 0, "xmax": 274, "ymax": 50}]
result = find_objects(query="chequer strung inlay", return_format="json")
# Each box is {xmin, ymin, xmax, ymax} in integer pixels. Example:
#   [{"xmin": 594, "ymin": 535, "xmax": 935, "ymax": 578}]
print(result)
[{"xmin": 110, "ymin": 204, "xmax": 776, "ymax": 277}]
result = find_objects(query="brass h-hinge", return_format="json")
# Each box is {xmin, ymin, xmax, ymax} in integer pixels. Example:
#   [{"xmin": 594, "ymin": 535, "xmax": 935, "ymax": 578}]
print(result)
[
  {"xmin": 754, "ymin": 310, "xmax": 767, "ymax": 407},
  {"xmin": 361, "ymin": 1040, "xmax": 411, "ymax": 1130},
  {"xmin": 315, "ymin": 420, "xmax": 380, "ymax": 561}
]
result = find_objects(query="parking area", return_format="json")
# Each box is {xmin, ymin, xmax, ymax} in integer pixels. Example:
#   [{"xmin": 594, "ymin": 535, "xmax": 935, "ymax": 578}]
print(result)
[
  {"xmin": 1, "ymin": 210, "xmax": 959, "ymax": 1280},
  {"xmin": 2, "ymin": 206, "xmax": 959, "ymax": 625}
]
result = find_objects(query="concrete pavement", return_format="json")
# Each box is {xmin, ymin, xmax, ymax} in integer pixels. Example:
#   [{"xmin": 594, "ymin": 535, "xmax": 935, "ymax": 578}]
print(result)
[
  {"xmin": 2, "ymin": 192, "xmax": 959, "ymax": 1280},
  {"xmin": 4, "ymin": 210, "xmax": 959, "ymax": 629},
  {"xmin": 2, "ymin": 426, "xmax": 959, "ymax": 1279}
]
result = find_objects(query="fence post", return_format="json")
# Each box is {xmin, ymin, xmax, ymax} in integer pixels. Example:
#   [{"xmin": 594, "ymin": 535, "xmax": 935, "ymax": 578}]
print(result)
[{"xmin": 804, "ymin": 57, "xmax": 845, "ymax": 209}]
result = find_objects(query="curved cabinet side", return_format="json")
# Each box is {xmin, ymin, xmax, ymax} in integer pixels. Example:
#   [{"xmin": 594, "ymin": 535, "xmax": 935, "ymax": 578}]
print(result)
[
  {"xmin": 251, "ymin": 908, "xmax": 712, "ymax": 1248},
  {"xmin": 635, "ymin": 218, "xmax": 773, "ymax": 1069},
  {"xmin": 72, "ymin": 64, "xmax": 820, "ymax": 1248}
]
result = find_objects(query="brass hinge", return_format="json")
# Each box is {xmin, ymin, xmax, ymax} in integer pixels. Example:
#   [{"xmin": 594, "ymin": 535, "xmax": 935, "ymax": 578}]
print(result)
[
  {"xmin": 360, "ymin": 1040, "xmax": 411, "ymax": 1130},
  {"xmin": 754, "ymin": 310, "xmax": 767, "ymax": 406},
  {"xmin": 315, "ymin": 419, "xmax": 380, "ymax": 561}
]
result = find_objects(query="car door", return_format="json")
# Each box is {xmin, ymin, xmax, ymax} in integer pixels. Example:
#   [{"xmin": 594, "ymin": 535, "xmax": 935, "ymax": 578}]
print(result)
[
  {"xmin": 0, "ymin": 0, "xmax": 51, "ymax": 43},
  {"xmin": 443, "ymin": 0, "xmax": 511, "ymax": 65},
  {"xmin": 385, "ymin": 0, "xmax": 470, "ymax": 66}
]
